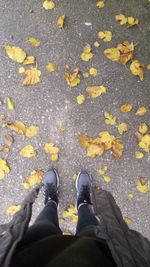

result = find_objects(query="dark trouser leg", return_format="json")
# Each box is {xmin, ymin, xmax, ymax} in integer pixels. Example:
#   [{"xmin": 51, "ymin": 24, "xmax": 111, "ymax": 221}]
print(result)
[
  {"xmin": 75, "ymin": 204, "xmax": 99, "ymax": 237},
  {"xmin": 18, "ymin": 201, "xmax": 62, "ymax": 248}
]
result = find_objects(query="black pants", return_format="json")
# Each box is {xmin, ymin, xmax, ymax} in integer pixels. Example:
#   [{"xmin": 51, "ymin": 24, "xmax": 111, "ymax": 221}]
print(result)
[{"xmin": 19, "ymin": 201, "xmax": 99, "ymax": 248}]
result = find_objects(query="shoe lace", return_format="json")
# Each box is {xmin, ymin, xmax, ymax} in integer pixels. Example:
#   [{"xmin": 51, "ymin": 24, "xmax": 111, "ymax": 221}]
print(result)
[{"xmin": 44, "ymin": 183, "xmax": 57, "ymax": 201}]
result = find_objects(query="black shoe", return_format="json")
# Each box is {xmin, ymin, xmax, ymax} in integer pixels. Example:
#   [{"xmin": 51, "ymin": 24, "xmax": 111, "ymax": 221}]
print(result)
[
  {"xmin": 76, "ymin": 171, "xmax": 92, "ymax": 209},
  {"xmin": 42, "ymin": 168, "xmax": 59, "ymax": 206}
]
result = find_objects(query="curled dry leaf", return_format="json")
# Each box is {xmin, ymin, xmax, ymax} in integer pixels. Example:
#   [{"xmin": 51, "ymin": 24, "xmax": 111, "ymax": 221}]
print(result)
[
  {"xmin": 136, "ymin": 177, "xmax": 148, "ymax": 193},
  {"xmin": 86, "ymin": 85, "xmax": 107, "ymax": 98},
  {"xmin": 0, "ymin": 146, "xmax": 10, "ymax": 153},
  {"xmin": 19, "ymin": 145, "xmax": 37, "ymax": 158},
  {"xmin": 57, "ymin": 15, "xmax": 65, "ymax": 29},
  {"xmin": 4, "ymin": 135, "xmax": 14, "ymax": 146},
  {"xmin": 112, "ymin": 139, "xmax": 124, "ymax": 160},
  {"xmin": 23, "ymin": 67, "xmax": 41, "ymax": 86},
  {"xmin": 130, "ymin": 60, "xmax": 144, "ymax": 81},
  {"xmin": 135, "ymin": 106, "xmax": 147, "ymax": 116},
  {"xmin": 62, "ymin": 204, "xmax": 78, "ymax": 224},
  {"xmin": 120, "ymin": 103, "xmax": 132, "ymax": 113},
  {"xmin": 64, "ymin": 67, "xmax": 80, "ymax": 88},
  {"xmin": 4, "ymin": 46, "xmax": 26, "ymax": 63},
  {"xmin": 6, "ymin": 205, "xmax": 22, "ymax": 216},
  {"xmin": 117, "ymin": 41, "xmax": 134, "ymax": 64},
  {"xmin": 0, "ymin": 159, "xmax": 10, "ymax": 180},
  {"xmin": 104, "ymin": 112, "xmax": 117, "ymax": 125},
  {"xmin": 81, "ymin": 45, "xmax": 93, "ymax": 62},
  {"xmin": 138, "ymin": 123, "xmax": 148, "ymax": 135},
  {"xmin": 98, "ymin": 31, "xmax": 112, "ymax": 42},
  {"xmin": 43, "ymin": 0, "xmax": 55, "ymax": 10},
  {"xmin": 23, "ymin": 170, "xmax": 43, "ymax": 189},
  {"xmin": 7, "ymin": 121, "xmax": 39, "ymax": 138}
]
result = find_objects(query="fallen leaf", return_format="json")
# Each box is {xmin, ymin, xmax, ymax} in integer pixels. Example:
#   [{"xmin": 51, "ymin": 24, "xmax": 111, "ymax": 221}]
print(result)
[
  {"xmin": 0, "ymin": 114, "xmax": 6, "ymax": 121},
  {"xmin": 112, "ymin": 139, "xmax": 124, "ymax": 160},
  {"xmin": 127, "ymin": 17, "xmax": 139, "ymax": 26},
  {"xmin": 120, "ymin": 103, "xmax": 132, "ymax": 113},
  {"xmin": 4, "ymin": 46, "xmax": 26, "ymax": 63},
  {"xmin": 97, "ymin": 166, "xmax": 108, "ymax": 175},
  {"xmin": 117, "ymin": 41, "xmax": 134, "ymax": 64},
  {"xmin": 19, "ymin": 145, "xmax": 37, "ymax": 158},
  {"xmin": 81, "ymin": 45, "xmax": 93, "ymax": 62},
  {"xmin": 64, "ymin": 67, "xmax": 80, "ymax": 87},
  {"xmin": 127, "ymin": 194, "xmax": 134, "ymax": 199},
  {"xmin": 99, "ymin": 131, "xmax": 115, "ymax": 150},
  {"xmin": 23, "ymin": 67, "xmax": 41, "ymax": 86},
  {"xmin": 94, "ymin": 41, "xmax": 100, "ymax": 47},
  {"xmin": 82, "ymin": 72, "xmax": 89, "ymax": 78},
  {"xmin": 57, "ymin": 15, "xmax": 65, "ymax": 29},
  {"xmin": 59, "ymin": 124, "xmax": 66, "ymax": 132},
  {"xmin": 18, "ymin": 67, "xmax": 25, "ymax": 73},
  {"xmin": 46, "ymin": 62, "xmax": 57, "ymax": 72},
  {"xmin": 4, "ymin": 135, "xmax": 14, "ymax": 146},
  {"xmin": 7, "ymin": 120, "xmax": 26, "ymax": 135},
  {"xmin": 124, "ymin": 216, "xmax": 132, "ymax": 225},
  {"xmin": 115, "ymin": 14, "xmax": 127, "ymax": 25},
  {"xmin": 23, "ymin": 56, "xmax": 35, "ymax": 65},
  {"xmin": 104, "ymin": 48, "xmax": 120, "ymax": 61},
  {"xmin": 25, "ymin": 125, "xmax": 39, "ymax": 138},
  {"xmin": 23, "ymin": 170, "xmax": 43, "ymax": 189},
  {"xmin": 98, "ymin": 31, "xmax": 112, "ymax": 42},
  {"xmin": 147, "ymin": 64, "xmax": 150, "ymax": 70},
  {"xmin": 89, "ymin": 67, "xmax": 98, "ymax": 77},
  {"xmin": 136, "ymin": 177, "xmax": 148, "ymax": 193},
  {"xmin": 87, "ymin": 143, "xmax": 105, "ymax": 158},
  {"xmin": 7, "ymin": 97, "xmax": 15, "ymax": 110},
  {"xmin": 28, "ymin": 37, "xmax": 40, "ymax": 47},
  {"xmin": 77, "ymin": 95, "xmax": 85, "ymax": 105},
  {"xmin": 62, "ymin": 204, "xmax": 78, "ymax": 224},
  {"xmin": 0, "ymin": 146, "xmax": 10, "ymax": 153},
  {"xmin": 118, "ymin": 123, "xmax": 128, "ymax": 134},
  {"xmin": 130, "ymin": 60, "xmax": 144, "ymax": 81},
  {"xmin": 50, "ymin": 153, "xmax": 58, "ymax": 161},
  {"xmin": 104, "ymin": 112, "xmax": 117, "ymax": 125},
  {"xmin": 96, "ymin": 1, "xmax": 105, "ymax": 8},
  {"xmin": 0, "ymin": 159, "xmax": 10, "ymax": 180},
  {"xmin": 138, "ymin": 123, "xmax": 148, "ymax": 135},
  {"xmin": 103, "ymin": 175, "xmax": 111, "ymax": 183},
  {"xmin": 135, "ymin": 151, "xmax": 144, "ymax": 159},
  {"xmin": 135, "ymin": 106, "xmax": 147, "ymax": 116},
  {"xmin": 138, "ymin": 134, "xmax": 150, "ymax": 152},
  {"xmin": 86, "ymin": 85, "xmax": 107, "ymax": 98},
  {"xmin": 72, "ymin": 173, "xmax": 77, "ymax": 181},
  {"xmin": 43, "ymin": 0, "xmax": 55, "ymax": 10},
  {"xmin": 6, "ymin": 205, "xmax": 22, "ymax": 216},
  {"xmin": 44, "ymin": 143, "xmax": 59, "ymax": 154}
]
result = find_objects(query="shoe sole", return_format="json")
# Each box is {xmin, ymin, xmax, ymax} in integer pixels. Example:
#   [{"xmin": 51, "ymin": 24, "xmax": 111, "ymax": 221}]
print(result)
[{"xmin": 75, "ymin": 171, "xmax": 92, "ymax": 196}]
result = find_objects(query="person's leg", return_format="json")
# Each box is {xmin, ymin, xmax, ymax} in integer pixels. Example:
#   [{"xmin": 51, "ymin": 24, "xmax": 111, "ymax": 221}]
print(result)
[{"xmin": 18, "ymin": 169, "xmax": 62, "ymax": 248}]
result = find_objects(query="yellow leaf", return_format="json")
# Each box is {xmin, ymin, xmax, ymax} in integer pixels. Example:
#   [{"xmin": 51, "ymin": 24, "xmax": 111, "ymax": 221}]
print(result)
[
  {"xmin": 50, "ymin": 153, "xmax": 58, "ymax": 161},
  {"xmin": 124, "ymin": 216, "xmax": 132, "ymax": 225},
  {"xmin": 94, "ymin": 41, "xmax": 100, "ymax": 47},
  {"xmin": 104, "ymin": 48, "xmax": 120, "ymax": 61},
  {"xmin": 7, "ymin": 97, "xmax": 15, "ymax": 110},
  {"xmin": 25, "ymin": 125, "xmax": 39, "ymax": 138},
  {"xmin": 6, "ymin": 205, "xmax": 21, "ymax": 216},
  {"xmin": 28, "ymin": 37, "xmax": 40, "ymax": 47},
  {"xmin": 23, "ymin": 56, "xmax": 35, "ymax": 65},
  {"xmin": 0, "ymin": 159, "xmax": 10, "ymax": 180},
  {"xmin": 98, "ymin": 31, "xmax": 112, "ymax": 42},
  {"xmin": 78, "ymin": 134, "xmax": 93, "ymax": 149},
  {"xmin": 115, "ymin": 14, "xmax": 127, "ymax": 25},
  {"xmin": 130, "ymin": 60, "xmax": 144, "ymax": 81},
  {"xmin": 138, "ymin": 123, "xmax": 148, "ymax": 135},
  {"xmin": 23, "ymin": 170, "xmax": 43, "ymax": 189},
  {"xmin": 18, "ymin": 67, "xmax": 25, "ymax": 73},
  {"xmin": 7, "ymin": 120, "xmax": 26, "ymax": 135},
  {"xmin": 99, "ymin": 131, "xmax": 115, "ymax": 150},
  {"xmin": 82, "ymin": 72, "xmax": 89, "ymax": 78},
  {"xmin": 89, "ymin": 67, "xmax": 98, "ymax": 77},
  {"xmin": 62, "ymin": 204, "xmax": 78, "ymax": 224},
  {"xmin": 138, "ymin": 134, "xmax": 150, "ymax": 152},
  {"xmin": 127, "ymin": 194, "xmax": 134, "ymax": 199},
  {"xmin": 127, "ymin": 17, "xmax": 139, "ymax": 26},
  {"xmin": 64, "ymin": 68, "xmax": 80, "ymax": 88},
  {"xmin": 117, "ymin": 41, "xmax": 134, "ymax": 64},
  {"xmin": 43, "ymin": 0, "xmax": 55, "ymax": 10},
  {"xmin": 147, "ymin": 64, "xmax": 150, "ymax": 70},
  {"xmin": 81, "ymin": 45, "xmax": 93, "ymax": 62},
  {"xmin": 4, "ymin": 46, "xmax": 26, "ymax": 63},
  {"xmin": 76, "ymin": 95, "xmax": 85, "ymax": 105},
  {"xmin": 103, "ymin": 175, "xmax": 111, "ymax": 183},
  {"xmin": 120, "ymin": 103, "xmax": 132, "ymax": 113},
  {"xmin": 87, "ymin": 143, "xmax": 105, "ymax": 158},
  {"xmin": 136, "ymin": 177, "xmax": 148, "ymax": 193},
  {"xmin": 112, "ymin": 139, "xmax": 124, "ymax": 160},
  {"xmin": 57, "ymin": 15, "xmax": 65, "ymax": 29},
  {"xmin": 96, "ymin": 1, "xmax": 105, "ymax": 8},
  {"xmin": 104, "ymin": 112, "xmax": 117, "ymax": 125},
  {"xmin": 118, "ymin": 123, "xmax": 128, "ymax": 134},
  {"xmin": 135, "ymin": 106, "xmax": 147, "ymax": 116},
  {"xmin": 59, "ymin": 124, "xmax": 66, "ymax": 132},
  {"xmin": 135, "ymin": 151, "xmax": 144, "ymax": 159},
  {"xmin": 23, "ymin": 67, "xmax": 41, "ymax": 86},
  {"xmin": 19, "ymin": 145, "xmax": 37, "ymax": 158},
  {"xmin": 46, "ymin": 62, "xmax": 57, "ymax": 72},
  {"xmin": 86, "ymin": 85, "xmax": 107, "ymax": 98},
  {"xmin": 44, "ymin": 143, "xmax": 59, "ymax": 154},
  {"xmin": 72, "ymin": 173, "xmax": 77, "ymax": 181},
  {"xmin": 97, "ymin": 166, "xmax": 108, "ymax": 175}
]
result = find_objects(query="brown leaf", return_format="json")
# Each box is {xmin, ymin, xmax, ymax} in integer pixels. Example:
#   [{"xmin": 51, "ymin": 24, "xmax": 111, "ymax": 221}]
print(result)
[
  {"xmin": 0, "ymin": 146, "xmax": 10, "ymax": 153},
  {"xmin": 112, "ymin": 139, "xmax": 124, "ymax": 160},
  {"xmin": 4, "ymin": 135, "xmax": 14, "ymax": 146},
  {"xmin": 0, "ymin": 115, "xmax": 6, "ymax": 121}
]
